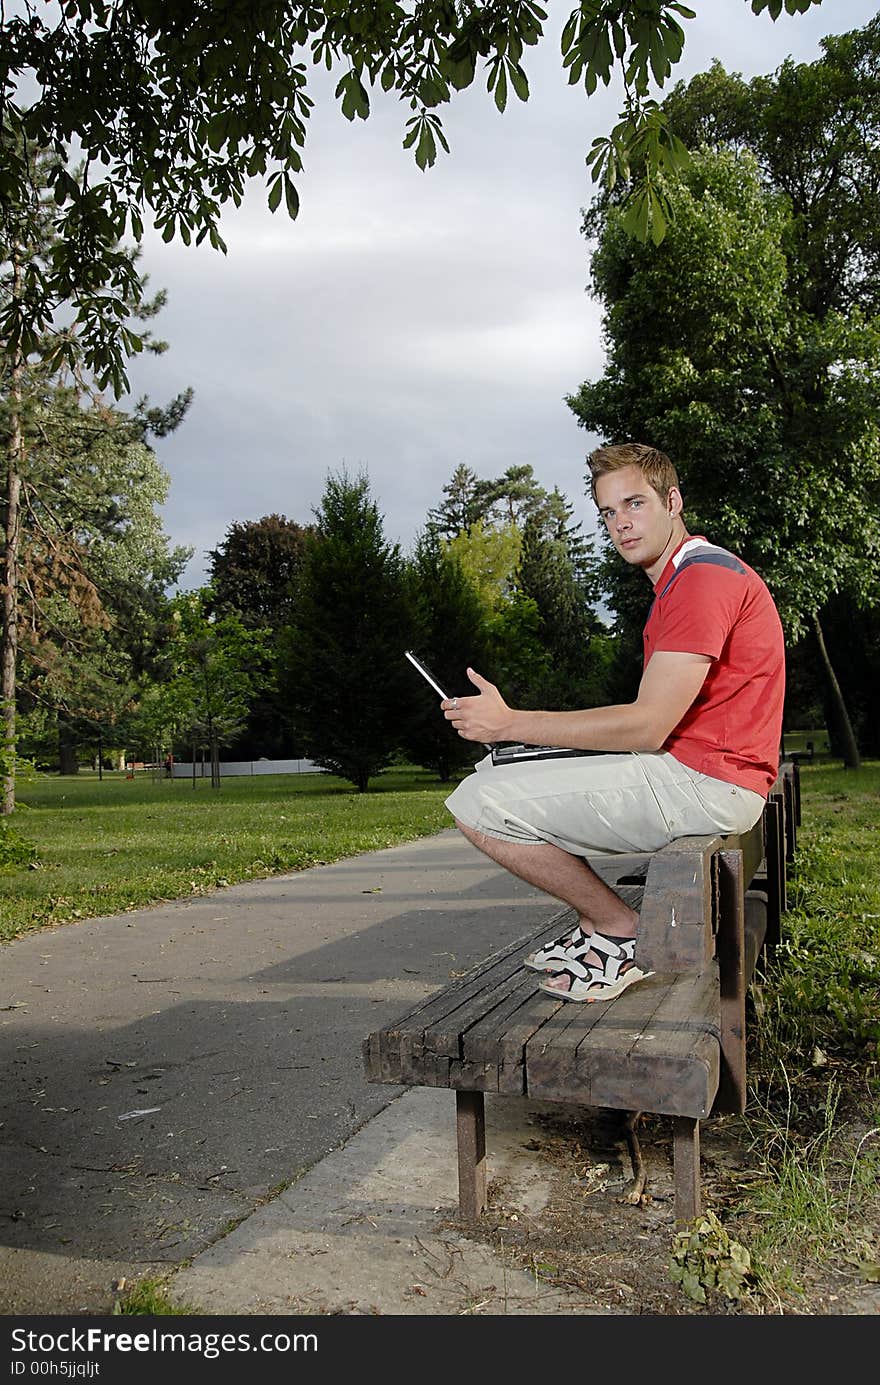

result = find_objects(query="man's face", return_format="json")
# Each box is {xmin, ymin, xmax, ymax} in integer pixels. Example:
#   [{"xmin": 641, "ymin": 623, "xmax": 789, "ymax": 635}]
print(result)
[{"xmin": 593, "ymin": 464, "xmax": 679, "ymax": 577}]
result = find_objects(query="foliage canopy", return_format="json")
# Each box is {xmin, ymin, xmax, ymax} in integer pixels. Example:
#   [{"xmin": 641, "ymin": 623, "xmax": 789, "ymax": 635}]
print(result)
[{"xmin": 0, "ymin": 1, "xmax": 825, "ymax": 389}]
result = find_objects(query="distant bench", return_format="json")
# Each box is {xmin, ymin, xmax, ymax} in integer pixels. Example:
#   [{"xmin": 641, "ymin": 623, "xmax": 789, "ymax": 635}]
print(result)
[{"xmin": 363, "ymin": 762, "xmax": 799, "ymax": 1224}]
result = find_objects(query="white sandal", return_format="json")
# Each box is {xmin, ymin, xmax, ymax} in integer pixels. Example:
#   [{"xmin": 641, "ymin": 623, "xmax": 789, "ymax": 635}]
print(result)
[
  {"xmin": 537, "ymin": 931, "xmax": 653, "ymax": 1003},
  {"xmin": 524, "ymin": 924, "xmax": 595, "ymax": 974}
]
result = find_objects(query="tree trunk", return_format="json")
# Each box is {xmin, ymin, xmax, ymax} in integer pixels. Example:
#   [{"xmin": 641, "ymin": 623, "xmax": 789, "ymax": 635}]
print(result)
[
  {"xmin": 1, "ymin": 322, "xmax": 24, "ymax": 816},
  {"xmin": 58, "ymin": 741, "xmax": 80, "ymax": 776},
  {"xmin": 812, "ymin": 610, "xmax": 861, "ymax": 770}
]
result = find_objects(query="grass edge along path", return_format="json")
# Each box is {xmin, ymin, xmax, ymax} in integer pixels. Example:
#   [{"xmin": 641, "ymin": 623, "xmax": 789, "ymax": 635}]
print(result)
[{"xmin": 0, "ymin": 765, "xmax": 462, "ymax": 943}]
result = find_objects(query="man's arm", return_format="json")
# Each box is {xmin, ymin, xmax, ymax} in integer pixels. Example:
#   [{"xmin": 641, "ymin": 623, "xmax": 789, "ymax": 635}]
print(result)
[{"xmin": 442, "ymin": 651, "xmax": 712, "ymax": 752}]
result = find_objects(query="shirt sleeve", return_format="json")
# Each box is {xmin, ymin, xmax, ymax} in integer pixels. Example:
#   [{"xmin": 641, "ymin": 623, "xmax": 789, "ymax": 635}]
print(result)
[{"xmin": 650, "ymin": 564, "xmax": 744, "ymax": 661}]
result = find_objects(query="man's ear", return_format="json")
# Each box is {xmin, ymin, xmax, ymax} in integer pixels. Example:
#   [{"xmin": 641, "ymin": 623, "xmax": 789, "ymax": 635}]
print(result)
[{"xmin": 668, "ymin": 486, "xmax": 683, "ymax": 517}]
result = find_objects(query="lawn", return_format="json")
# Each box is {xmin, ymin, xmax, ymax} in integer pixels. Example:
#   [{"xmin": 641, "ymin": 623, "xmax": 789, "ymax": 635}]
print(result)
[{"xmin": 0, "ymin": 764, "xmax": 462, "ymax": 942}]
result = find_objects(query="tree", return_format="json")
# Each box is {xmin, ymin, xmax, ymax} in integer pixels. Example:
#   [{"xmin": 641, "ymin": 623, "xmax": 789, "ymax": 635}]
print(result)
[
  {"xmin": 208, "ymin": 513, "xmax": 311, "ymax": 628},
  {"xmin": 656, "ymin": 19, "xmax": 880, "ymax": 760},
  {"xmin": 567, "ymin": 146, "xmax": 880, "ymax": 766},
  {"xmin": 662, "ymin": 20, "xmax": 880, "ymax": 320},
  {"xmin": 401, "ymin": 530, "xmax": 491, "ymax": 782},
  {"xmin": 518, "ymin": 512, "xmax": 613, "ymax": 711},
  {"xmin": 147, "ymin": 590, "xmax": 270, "ymax": 788},
  {"xmin": 4, "ymin": 380, "xmax": 191, "ymax": 783},
  {"xmin": 207, "ymin": 513, "xmax": 314, "ymax": 758},
  {"xmin": 1, "ymin": 139, "xmax": 190, "ymax": 809},
  {"xmin": 426, "ymin": 463, "xmax": 489, "ymax": 540},
  {"xmin": 0, "ymin": 1, "xmax": 828, "ymax": 383},
  {"xmin": 427, "ymin": 461, "xmax": 607, "ymax": 707},
  {"xmin": 279, "ymin": 468, "xmax": 415, "ymax": 792}
]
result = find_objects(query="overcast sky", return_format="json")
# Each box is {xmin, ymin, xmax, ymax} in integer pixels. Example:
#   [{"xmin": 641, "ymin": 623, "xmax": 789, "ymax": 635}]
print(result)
[{"xmin": 123, "ymin": 1, "xmax": 878, "ymax": 590}]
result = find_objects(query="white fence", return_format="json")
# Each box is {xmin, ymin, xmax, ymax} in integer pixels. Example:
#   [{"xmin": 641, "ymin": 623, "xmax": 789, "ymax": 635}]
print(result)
[{"xmin": 171, "ymin": 758, "xmax": 326, "ymax": 778}]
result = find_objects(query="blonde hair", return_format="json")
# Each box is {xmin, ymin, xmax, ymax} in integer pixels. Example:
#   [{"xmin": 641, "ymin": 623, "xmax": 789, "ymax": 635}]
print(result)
[{"xmin": 587, "ymin": 443, "xmax": 679, "ymax": 505}]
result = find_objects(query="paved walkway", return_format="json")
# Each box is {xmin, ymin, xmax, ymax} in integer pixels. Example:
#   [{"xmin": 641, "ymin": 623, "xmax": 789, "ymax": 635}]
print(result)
[{"xmin": 0, "ymin": 829, "xmax": 609, "ymax": 1316}]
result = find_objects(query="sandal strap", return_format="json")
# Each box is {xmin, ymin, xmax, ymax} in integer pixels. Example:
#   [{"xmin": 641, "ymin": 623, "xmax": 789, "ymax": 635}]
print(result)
[
  {"xmin": 555, "ymin": 933, "xmax": 636, "ymax": 987},
  {"xmin": 525, "ymin": 924, "xmax": 591, "ymax": 969}
]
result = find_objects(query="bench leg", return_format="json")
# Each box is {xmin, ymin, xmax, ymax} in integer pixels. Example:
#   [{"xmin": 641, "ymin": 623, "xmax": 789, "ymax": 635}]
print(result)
[
  {"xmin": 673, "ymin": 1116, "xmax": 702, "ymax": 1222},
  {"xmin": 456, "ymin": 1090, "xmax": 487, "ymax": 1221},
  {"xmin": 764, "ymin": 797, "xmax": 785, "ymax": 947},
  {"xmin": 717, "ymin": 848, "xmax": 746, "ymax": 1115}
]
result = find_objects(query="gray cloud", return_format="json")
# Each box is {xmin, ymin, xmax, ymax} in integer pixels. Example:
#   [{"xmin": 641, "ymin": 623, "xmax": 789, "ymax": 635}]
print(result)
[{"xmin": 124, "ymin": 1, "xmax": 876, "ymax": 587}]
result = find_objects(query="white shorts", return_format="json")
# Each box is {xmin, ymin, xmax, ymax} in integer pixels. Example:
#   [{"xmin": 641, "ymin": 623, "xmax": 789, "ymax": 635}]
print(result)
[{"xmin": 444, "ymin": 750, "xmax": 765, "ymax": 856}]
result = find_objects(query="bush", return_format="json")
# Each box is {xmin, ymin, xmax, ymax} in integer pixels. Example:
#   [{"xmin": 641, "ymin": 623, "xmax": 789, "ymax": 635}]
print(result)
[{"xmin": 0, "ymin": 818, "xmax": 37, "ymax": 872}]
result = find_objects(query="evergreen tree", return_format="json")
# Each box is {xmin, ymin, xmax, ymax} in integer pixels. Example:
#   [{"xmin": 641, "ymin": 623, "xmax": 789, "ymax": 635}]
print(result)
[
  {"xmin": 517, "ymin": 514, "xmax": 613, "ymax": 711},
  {"xmin": 401, "ymin": 531, "xmax": 491, "ymax": 782},
  {"xmin": 279, "ymin": 470, "xmax": 415, "ymax": 792},
  {"xmin": 425, "ymin": 464, "xmax": 486, "ymax": 540},
  {"xmin": 425, "ymin": 462, "xmax": 608, "ymax": 709}
]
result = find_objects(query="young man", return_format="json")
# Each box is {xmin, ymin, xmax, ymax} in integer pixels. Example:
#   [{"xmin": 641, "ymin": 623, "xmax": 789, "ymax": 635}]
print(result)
[{"xmin": 442, "ymin": 443, "xmax": 785, "ymax": 1003}]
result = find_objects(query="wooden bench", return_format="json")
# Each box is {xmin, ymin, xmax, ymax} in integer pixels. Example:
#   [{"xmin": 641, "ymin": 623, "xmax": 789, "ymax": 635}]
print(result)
[{"xmin": 363, "ymin": 762, "xmax": 799, "ymax": 1224}]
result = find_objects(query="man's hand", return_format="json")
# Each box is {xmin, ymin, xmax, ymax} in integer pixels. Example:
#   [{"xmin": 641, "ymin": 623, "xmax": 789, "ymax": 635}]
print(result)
[{"xmin": 441, "ymin": 669, "xmax": 512, "ymax": 743}]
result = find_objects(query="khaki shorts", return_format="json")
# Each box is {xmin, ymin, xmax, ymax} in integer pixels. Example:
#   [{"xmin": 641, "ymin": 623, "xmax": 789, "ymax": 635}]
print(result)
[{"xmin": 444, "ymin": 750, "xmax": 765, "ymax": 856}]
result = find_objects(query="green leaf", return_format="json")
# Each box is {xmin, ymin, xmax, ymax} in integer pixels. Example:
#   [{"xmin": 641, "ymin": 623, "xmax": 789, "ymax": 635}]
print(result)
[
  {"xmin": 267, "ymin": 176, "xmax": 283, "ymax": 213},
  {"xmin": 206, "ymin": 114, "xmax": 227, "ymax": 154},
  {"xmin": 681, "ymin": 1270, "xmax": 707, "ymax": 1304},
  {"xmin": 494, "ymin": 63, "xmax": 508, "ymax": 114},
  {"xmin": 510, "ymin": 63, "xmax": 529, "ymax": 103},
  {"xmin": 560, "ymin": 12, "xmax": 578, "ymax": 55},
  {"xmin": 620, "ymin": 185, "xmax": 651, "ymax": 243},
  {"xmin": 415, "ymin": 122, "xmax": 437, "ymax": 170},
  {"xmin": 649, "ymin": 196, "xmax": 666, "ymax": 246}
]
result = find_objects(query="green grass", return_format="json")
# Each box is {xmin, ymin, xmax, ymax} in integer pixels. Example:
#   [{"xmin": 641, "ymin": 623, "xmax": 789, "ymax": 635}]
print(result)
[
  {"xmin": 752, "ymin": 760, "xmax": 880, "ymax": 1067},
  {"xmin": 112, "ymin": 1277, "xmax": 197, "ymax": 1316},
  {"xmin": 735, "ymin": 760, "xmax": 880, "ymax": 1296},
  {"xmin": 0, "ymin": 765, "xmax": 463, "ymax": 942}
]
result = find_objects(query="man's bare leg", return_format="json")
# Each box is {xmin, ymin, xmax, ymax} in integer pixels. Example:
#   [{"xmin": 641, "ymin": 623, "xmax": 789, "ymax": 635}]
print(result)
[
  {"xmin": 454, "ymin": 820, "xmax": 638, "ymax": 995},
  {"xmin": 455, "ymin": 818, "xmax": 636, "ymax": 939}
]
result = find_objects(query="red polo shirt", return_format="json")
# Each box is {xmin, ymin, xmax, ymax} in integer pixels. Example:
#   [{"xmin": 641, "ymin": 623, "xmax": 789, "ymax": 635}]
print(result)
[{"xmin": 643, "ymin": 537, "xmax": 786, "ymax": 795}]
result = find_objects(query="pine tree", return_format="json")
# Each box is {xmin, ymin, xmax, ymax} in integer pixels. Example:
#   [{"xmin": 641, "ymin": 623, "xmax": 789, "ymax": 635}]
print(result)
[
  {"xmin": 401, "ymin": 531, "xmax": 491, "ymax": 782},
  {"xmin": 279, "ymin": 470, "xmax": 415, "ymax": 792}
]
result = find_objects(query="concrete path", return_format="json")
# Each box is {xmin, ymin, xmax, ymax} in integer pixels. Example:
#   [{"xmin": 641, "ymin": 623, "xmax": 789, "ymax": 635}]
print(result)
[{"xmin": 0, "ymin": 829, "xmax": 597, "ymax": 1316}]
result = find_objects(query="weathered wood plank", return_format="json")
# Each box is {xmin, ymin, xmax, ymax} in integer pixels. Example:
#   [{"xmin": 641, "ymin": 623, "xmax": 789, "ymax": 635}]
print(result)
[
  {"xmin": 744, "ymin": 889, "xmax": 768, "ymax": 982},
  {"xmin": 563, "ymin": 970, "xmax": 719, "ymax": 1116},
  {"xmin": 524, "ymin": 971, "xmax": 671, "ymax": 1098},
  {"xmin": 524, "ymin": 968, "xmax": 718, "ymax": 1113},
  {"xmin": 635, "ymin": 836, "xmax": 722, "ymax": 974}
]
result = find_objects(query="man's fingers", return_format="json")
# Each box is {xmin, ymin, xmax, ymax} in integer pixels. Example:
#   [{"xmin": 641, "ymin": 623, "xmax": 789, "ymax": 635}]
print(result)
[{"xmin": 466, "ymin": 667, "xmax": 494, "ymax": 693}]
